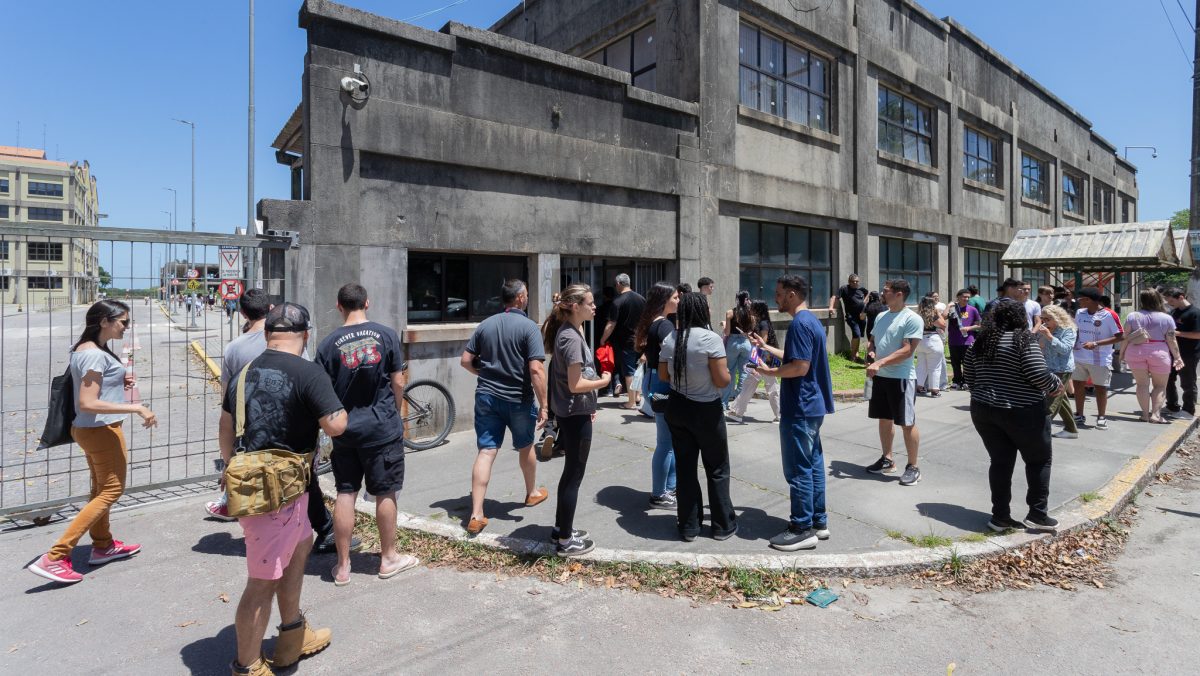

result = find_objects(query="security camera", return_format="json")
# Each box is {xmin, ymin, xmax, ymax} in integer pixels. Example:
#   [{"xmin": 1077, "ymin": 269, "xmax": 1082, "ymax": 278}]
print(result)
[
  {"xmin": 1153, "ymin": 152, "xmax": 1158, "ymax": 159},
  {"xmin": 340, "ymin": 77, "xmax": 368, "ymax": 94}
]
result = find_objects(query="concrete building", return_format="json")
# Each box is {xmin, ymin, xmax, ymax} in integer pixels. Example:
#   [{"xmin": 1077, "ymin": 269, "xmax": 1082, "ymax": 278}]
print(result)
[
  {"xmin": 0, "ymin": 146, "xmax": 101, "ymax": 307},
  {"xmin": 260, "ymin": 0, "xmax": 1138, "ymax": 429}
]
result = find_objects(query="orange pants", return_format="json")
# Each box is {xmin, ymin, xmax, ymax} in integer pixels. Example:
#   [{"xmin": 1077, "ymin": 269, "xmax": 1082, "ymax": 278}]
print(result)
[{"xmin": 49, "ymin": 423, "xmax": 127, "ymax": 561}]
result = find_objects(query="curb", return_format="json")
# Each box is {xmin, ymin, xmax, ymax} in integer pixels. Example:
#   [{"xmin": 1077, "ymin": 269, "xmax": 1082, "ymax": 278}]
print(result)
[
  {"xmin": 332, "ymin": 417, "xmax": 1195, "ymax": 576},
  {"xmin": 189, "ymin": 340, "xmax": 222, "ymax": 381}
]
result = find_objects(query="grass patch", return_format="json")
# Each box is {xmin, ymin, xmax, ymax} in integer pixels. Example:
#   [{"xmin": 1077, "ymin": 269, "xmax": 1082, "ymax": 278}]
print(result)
[
  {"xmin": 906, "ymin": 533, "xmax": 955, "ymax": 548},
  {"xmin": 885, "ymin": 529, "xmax": 904, "ymax": 540},
  {"xmin": 958, "ymin": 532, "xmax": 989, "ymax": 544},
  {"xmin": 943, "ymin": 547, "xmax": 966, "ymax": 581},
  {"xmin": 829, "ymin": 352, "xmax": 867, "ymax": 391},
  {"xmin": 1079, "ymin": 491, "xmax": 1101, "ymax": 503}
]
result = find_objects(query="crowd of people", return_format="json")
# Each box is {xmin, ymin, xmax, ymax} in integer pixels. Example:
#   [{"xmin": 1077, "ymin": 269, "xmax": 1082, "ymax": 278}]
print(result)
[{"xmin": 24, "ymin": 268, "xmax": 1200, "ymax": 675}]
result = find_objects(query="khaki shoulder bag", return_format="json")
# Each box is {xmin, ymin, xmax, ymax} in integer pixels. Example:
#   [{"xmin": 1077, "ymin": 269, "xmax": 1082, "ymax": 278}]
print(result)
[{"xmin": 224, "ymin": 361, "xmax": 315, "ymax": 517}]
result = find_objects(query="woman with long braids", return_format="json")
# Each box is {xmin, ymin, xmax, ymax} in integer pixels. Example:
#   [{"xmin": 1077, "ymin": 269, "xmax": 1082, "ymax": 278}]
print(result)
[
  {"xmin": 542, "ymin": 285, "xmax": 611, "ymax": 556},
  {"xmin": 965, "ymin": 300, "xmax": 1062, "ymax": 534},
  {"xmin": 27, "ymin": 300, "xmax": 158, "ymax": 584},
  {"xmin": 634, "ymin": 282, "xmax": 681, "ymax": 510},
  {"xmin": 659, "ymin": 293, "xmax": 737, "ymax": 541}
]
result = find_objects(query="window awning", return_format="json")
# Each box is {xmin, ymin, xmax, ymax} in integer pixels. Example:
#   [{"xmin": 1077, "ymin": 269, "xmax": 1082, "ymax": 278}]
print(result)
[{"xmin": 1001, "ymin": 221, "xmax": 1192, "ymax": 272}]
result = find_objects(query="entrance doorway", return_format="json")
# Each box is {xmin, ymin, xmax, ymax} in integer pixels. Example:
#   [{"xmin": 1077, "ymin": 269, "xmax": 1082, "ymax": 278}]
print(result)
[{"xmin": 559, "ymin": 257, "xmax": 671, "ymax": 347}]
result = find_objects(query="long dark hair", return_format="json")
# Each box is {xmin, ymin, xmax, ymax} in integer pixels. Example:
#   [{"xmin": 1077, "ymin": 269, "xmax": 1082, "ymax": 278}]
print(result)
[
  {"xmin": 72, "ymin": 299, "xmax": 130, "ymax": 359},
  {"xmin": 730, "ymin": 290, "xmax": 750, "ymax": 313},
  {"xmin": 731, "ymin": 304, "xmax": 754, "ymax": 335},
  {"xmin": 973, "ymin": 300, "xmax": 1033, "ymax": 363},
  {"xmin": 671, "ymin": 293, "xmax": 713, "ymax": 394},
  {"xmin": 635, "ymin": 282, "xmax": 677, "ymax": 352},
  {"xmin": 750, "ymin": 300, "xmax": 776, "ymax": 347}
]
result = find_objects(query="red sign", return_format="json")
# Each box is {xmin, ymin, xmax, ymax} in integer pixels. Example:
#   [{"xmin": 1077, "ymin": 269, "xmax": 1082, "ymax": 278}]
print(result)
[
  {"xmin": 186, "ymin": 268, "xmax": 200, "ymax": 279},
  {"xmin": 219, "ymin": 279, "xmax": 244, "ymax": 301},
  {"xmin": 170, "ymin": 279, "xmax": 181, "ymax": 286}
]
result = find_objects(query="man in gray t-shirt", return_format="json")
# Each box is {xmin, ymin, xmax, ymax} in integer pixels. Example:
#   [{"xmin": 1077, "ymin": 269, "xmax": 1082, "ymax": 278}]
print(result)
[{"xmin": 459, "ymin": 280, "xmax": 549, "ymax": 536}]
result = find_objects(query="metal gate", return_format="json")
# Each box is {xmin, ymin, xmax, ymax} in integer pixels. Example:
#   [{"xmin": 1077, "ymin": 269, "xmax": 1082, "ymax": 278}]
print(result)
[{"xmin": 0, "ymin": 223, "xmax": 293, "ymax": 524}]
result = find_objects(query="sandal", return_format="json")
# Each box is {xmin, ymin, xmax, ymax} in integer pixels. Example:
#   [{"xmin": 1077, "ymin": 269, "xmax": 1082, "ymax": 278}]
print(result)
[
  {"xmin": 331, "ymin": 565, "xmax": 351, "ymax": 587},
  {"xmin": 379, "ymin": 554, "xmax": 420, "ymax": 579}
]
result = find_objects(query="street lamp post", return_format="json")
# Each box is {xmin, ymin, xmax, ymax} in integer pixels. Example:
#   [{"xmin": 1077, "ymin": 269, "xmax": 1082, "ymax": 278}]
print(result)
[
  {"xmin": 163, "ymin": 186, "xmax": 177, "ymax": 274},
  {"xmin": 1123, "ymin": 146, "xmax": 1158, "ymax": 160},
  {"xmin": 172, "ymin": 118, "xmax": 197, "ymax": 328},
  {"xmin": 160, "ymin": 210, "xmax": 175, "ymax": 313}
]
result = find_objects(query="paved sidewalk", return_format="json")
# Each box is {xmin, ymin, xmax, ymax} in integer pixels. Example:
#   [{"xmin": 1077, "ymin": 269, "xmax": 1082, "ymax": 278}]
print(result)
[{"xmin": 380, "ymin": 371, "xmax": 1193, "ymax": 568}]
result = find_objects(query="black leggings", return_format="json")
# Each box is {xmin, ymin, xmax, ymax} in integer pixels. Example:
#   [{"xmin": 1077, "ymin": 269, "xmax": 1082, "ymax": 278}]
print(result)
[{"xmin": 554, "ymin": 414, "xmax": 593, "ymax": 536}]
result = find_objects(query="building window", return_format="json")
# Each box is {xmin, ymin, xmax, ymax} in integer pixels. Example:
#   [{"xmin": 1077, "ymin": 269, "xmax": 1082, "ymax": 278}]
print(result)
[
  {"xmin": 586, "ymin": 23, "xmax": 656, "ymax": 91},
  {"xmin": 28, "ymin": 181, "xmax": 64, "ymax": 197},
  {"xmin": 1121, "ymin": 197, "xmax": 1133, "ymax": 223},
  {"xmin": 0, "ymin": 205, "xmax": 8, "ymax": 219},
  {"xmin": 407, "ymin": 253, "xmax": 527, "ymax": 323},
  {"xmin": 27, "ymin": 276, "xmax": 63, "ymax": 290},
  {"xmin": 738, "ymin": 23, "xmax": 831, "ymax": 132},
  {"xmin": 0, "ymin": 178, "xmax": 8, "ymax": 193},
  {"xmin": 0, "ymin": 276, "xmax": 9, "ymax": 291},
  {"xmin": 27, "ymin": 242, "xmax": 64, "ymax": 262},
  {"xmin": 878, "ymin": 87, "xmax": 933, "ymax": 165},
  {"xmin": 1092, "ymin": 182, "xmax": 1114, "ymax": 224},
  {"xmin": 1021, "ymin": 154, "xmax": 1048, "ymax": 204},
  {"xmin": 962, "ymin": 128, "xmax": 998, "ymax": 186},
  {"xmin": 1062, "ymin": 173, "xmax": 1084, "ymax": 215},
  {"xmin": 27, "ymin": 207, "xmax": 63, "ymax": 222},
  {"xmin": 0, "ymin": 241, "xmax": 8, "ymax": 260},
  {"xmin": 738, "ymin": 220, "xmax": 831, "ymax": 303},
  {"xmin": 963, "ymin": 248, "xmax": 1000, "ymax": 298},
  {"xmin": 879, "ymin": 237, "xmax": 933, "ymax": 300}
]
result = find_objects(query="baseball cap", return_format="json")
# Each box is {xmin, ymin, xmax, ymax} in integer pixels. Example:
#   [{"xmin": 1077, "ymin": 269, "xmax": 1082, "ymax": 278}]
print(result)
[{"xmin": 264, "ymin": 302, "xmax": 312, "ymax": 333}]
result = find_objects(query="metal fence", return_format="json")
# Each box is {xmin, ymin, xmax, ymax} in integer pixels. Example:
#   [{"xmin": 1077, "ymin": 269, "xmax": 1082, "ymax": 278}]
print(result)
[{"xmin": 0, "ymin": 224, "xmax": 288, "ymax": 523}]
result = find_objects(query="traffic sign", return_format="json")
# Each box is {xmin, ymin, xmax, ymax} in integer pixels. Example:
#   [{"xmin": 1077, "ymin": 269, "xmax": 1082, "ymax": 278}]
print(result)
[
  {"xmin": 186, "ymin": 268, "xmax": 200, "ymax": 279},
  {"xmin": 219, "ymin": 246, "xmax": 241, "ymax": 279},
  {"xmin": 170, "ymin": 279, "xmax": 181, "ymax": 287},
  {"xmin": 186, "ymin": 280, "xmax": 202, "ymax": 291},
  {"xmin": 219, "ymin": 279, "xmax": 244, "ymax": 301}
]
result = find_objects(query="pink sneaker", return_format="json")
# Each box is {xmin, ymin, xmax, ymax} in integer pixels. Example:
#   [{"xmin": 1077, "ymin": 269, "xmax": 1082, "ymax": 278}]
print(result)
[
  {"xmin": 89, "ymin": 540, "xmax": 141, "ymax": 566},
  {"xmin": 205, "ymin": 500, "xmax": 236, "ymax": 522},
  {"xmin": 27, "ymin": 553, "xmax": 83, "ymax": 584}
]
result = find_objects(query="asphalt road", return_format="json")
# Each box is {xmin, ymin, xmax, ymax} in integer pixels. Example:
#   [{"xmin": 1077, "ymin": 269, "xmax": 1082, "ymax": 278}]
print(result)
[{"xmin": 0, "ymin": 436, "xmax": 1196, "ymax": 674}]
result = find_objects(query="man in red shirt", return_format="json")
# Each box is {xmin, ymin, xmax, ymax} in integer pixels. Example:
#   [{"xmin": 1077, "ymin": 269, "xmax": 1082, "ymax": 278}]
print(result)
[{"xmin": 1100, "ymin": 295, "xmax": 1124, "ymax": 372}]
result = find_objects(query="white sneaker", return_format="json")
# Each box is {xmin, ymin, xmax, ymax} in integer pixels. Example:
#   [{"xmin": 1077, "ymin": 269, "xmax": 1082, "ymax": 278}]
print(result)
[
  {"xmin": 1052, "ymin": 430, "xmax": 1078, "ymax": 439},
  {"xmin": 725, "ymin": 411, "xmax": 744, "ymax": 424}
]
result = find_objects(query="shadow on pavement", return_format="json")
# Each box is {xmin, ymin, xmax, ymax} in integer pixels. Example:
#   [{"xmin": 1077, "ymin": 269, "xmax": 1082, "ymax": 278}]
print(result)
[
  {"xmin": 1156, "ymin": 507, "xmax": 1200, "ymax": 519},
  {"xmin": 180, "ymin": 623, "xmax": 239, "ymax": 675},
  {"xmin": 915, "ymin": 502, "xmax": 991, "ymax": 531},
  {"xmin": 429, "ymin": 496, "xmax": 529, "ymax": 528},
  {"xmin": 594, "ymin": 485, "xmax": 680, "ymax": 541},
  {"xmin": 192, "ymin": 531, "xmax": 245, "ymax": 558},
  {"xmin": 728, "ymin": 505, "xmax": 788, "ymax": 543},
  {"xmin": 828, "ymin": 459, "xmax": 894, "ymax": 482}
]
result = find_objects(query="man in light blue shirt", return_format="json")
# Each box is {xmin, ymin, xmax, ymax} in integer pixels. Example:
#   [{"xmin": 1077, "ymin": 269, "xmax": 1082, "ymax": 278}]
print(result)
[{"xmin": 865, "ymin": 279, "xmax": 924, "ymax": 485}]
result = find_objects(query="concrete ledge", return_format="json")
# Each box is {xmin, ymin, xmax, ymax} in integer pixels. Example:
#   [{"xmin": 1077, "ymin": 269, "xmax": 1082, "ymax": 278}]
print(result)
[
  {"xmin": 302, "ymin": 0, "xmax": 456, "ymax": 52},
  {"xmin": 189, "ymin": 340, "xmax": 221, "ymax": 381},
  {"xmin": 331, "ymin": 413, "xmax": 1196, "ymax": 577},
  {"xmin": 445, "ymin": 21, "xmax": 631, "ymax": 86},
  {"xmin": 404, "ymin": 322, "xmax": 479, "ymax": 344}
]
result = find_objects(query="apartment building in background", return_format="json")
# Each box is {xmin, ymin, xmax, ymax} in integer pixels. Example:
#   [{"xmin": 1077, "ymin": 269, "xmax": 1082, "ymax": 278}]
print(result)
[{"xmin": 0, "ymin": 146, "xmax": 101, "ymax": 308}]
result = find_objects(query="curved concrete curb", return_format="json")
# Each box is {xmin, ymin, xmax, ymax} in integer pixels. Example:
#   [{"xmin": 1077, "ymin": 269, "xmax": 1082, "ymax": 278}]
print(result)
[
  {"xmin": 331, "ymin": 417, "xmax": 1195, "ymax": 576},
  {"xmin": 189, "ymin": 340, "xmax": 221, "ymax": 381}
]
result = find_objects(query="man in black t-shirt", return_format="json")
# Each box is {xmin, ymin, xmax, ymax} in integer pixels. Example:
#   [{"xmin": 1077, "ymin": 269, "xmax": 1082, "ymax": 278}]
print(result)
[
  {"xmin": 219, "ymin": 303, "xmax": 345, "ymax": 674},
  {"xmin": 1165, "ymin": 288, "xmax": 1200, "ymax": 418},
  {"xmin": 601, "ymin": 273, "xmax": 646, "ymax": 409},
  {"xmin": 827, "ymin": 274, "xmax": 869, "ymax": 362},
  {"xmin": 316, "ymin": 283, "xmax": 420, "ymax": 585}
]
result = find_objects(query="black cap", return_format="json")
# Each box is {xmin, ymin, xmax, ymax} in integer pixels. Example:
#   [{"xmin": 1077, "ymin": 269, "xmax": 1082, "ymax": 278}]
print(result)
[{"xmin": 264, "ymin": 302, "xmax": 312, "ymax": 333}]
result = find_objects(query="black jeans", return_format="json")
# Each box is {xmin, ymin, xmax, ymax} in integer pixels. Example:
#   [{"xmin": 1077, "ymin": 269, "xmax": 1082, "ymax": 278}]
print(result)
[
  {"xmin": 665, "ymin": 392, "xmax": 736, "ymax": 536},
  {"xmin": 553, "ymin": 414, "xmax": 593, "ymax": 536},
  {"xmin": 1166, "ymin": 350, "xmax": 1199, "ymax": 414},
  {"xmin": 948, "ymin": 344, "xmax": 970, "ymax": 387},
  {"xmin": 970, "ymin": 400, "xmax": 1052, "ymax": 521},
  {"xmin": 308, "ymin": 469, "xmax": 333, "ymax": 537}
]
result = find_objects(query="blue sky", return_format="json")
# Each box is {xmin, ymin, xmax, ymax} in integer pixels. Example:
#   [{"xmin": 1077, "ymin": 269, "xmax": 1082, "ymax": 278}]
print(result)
[{"xmin": 1, "ymin": 0, "xmax": 1192, "ymax": 249}]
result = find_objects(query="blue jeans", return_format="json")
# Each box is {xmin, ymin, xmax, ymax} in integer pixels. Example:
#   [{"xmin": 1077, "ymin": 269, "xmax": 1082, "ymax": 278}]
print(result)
[
  {"xmin": 724, "ymin": 334, "xmax": 753, "ymax": 404},
  {"xmin": 779, "ymin": 414, "xmax": 827, "ymax": 529},
  {"xmin": 646, "ymin": 370, "xmax": 676, "ymax": 496},
  {"xmin": 474, "ymin": 391, "xmax": 537, "ymax": 450}
]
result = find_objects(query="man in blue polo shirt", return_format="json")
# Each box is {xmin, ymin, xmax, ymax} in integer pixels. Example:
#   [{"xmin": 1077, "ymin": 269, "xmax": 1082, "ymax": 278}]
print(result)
[
  {"xmin": 460, "ymin": 280, "xmax": 549, "ymax": 536},
  {"xmin": 752, "ymin": 274, "xmax": 835, "ymax": 551}
]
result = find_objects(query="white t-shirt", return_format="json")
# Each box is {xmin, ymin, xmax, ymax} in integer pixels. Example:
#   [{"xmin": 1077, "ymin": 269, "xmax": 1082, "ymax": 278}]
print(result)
[
  {"xmin": 1024, "ymin": 300, "xmax": 1042, "ymax": 329},
  {"xmin": 1073, "ymin": 308, "xmax": 1121, "ymax": 366}
]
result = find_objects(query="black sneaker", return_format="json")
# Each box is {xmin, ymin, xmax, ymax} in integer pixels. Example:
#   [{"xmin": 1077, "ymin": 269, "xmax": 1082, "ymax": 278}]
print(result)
[
  {"xmin": 648, "ymin": 493, "xmax": 677, "ymax": 510},
  {"xmin": 1023, "ymin": 514, "xmax": 1059, "ymax": 533},
  {"xmin": 555, "ymin": 535, "xmax": 595, "ymax": 557},
  {"xmin": 865, "ymin": 456, "xmax": 896, "ymax": 474},
  {"xmin": 679, "ymin": 530, "xmax": 698, "ymax": 542},
  {"xmin": 711, "ymin": 522, "xmax": 739, "ymax": 541},
  {"xmin": 768, "ymin": 525, "xmax": 818, "ymax": 552},
  {"xmin": 548, "ymin": 527, "xmax": 590, "ymax": 542},
  {"xmin": 1073, "ymin": 414, "xmax": 1087, "ymax": 427},
  {"xmin": 899, "ymin": 464, "xmax": 921, "ymax": 486},
  {"xmin": 987, "ymin": 516, "xmax": 1025, "ymax": 533},
  {"xmin": 313, "ymin": 532, "xmax": 362, "ymax": 554}
]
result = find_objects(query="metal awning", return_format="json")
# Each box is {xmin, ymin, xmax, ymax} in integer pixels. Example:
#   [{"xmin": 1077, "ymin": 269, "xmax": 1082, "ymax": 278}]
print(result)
[{"xmin": 1001, "ymin": 221, "xmax": 1190, "ymax": 272}]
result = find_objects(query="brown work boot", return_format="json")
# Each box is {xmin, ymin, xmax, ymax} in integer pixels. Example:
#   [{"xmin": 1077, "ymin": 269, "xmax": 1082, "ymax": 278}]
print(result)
[
  {"xmin": 270, "ymin": 615, "xmax": 331, "ymax": 668},
  {"xmin": 231, "ymin": 656, "xmax": 273, "ymax": 675}
]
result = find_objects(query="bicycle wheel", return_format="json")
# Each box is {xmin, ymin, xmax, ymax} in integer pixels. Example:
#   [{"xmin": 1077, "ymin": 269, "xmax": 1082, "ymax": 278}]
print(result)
[{"xmin": 403, "ymin": 379, "xmax": 455, "ymax": 450}]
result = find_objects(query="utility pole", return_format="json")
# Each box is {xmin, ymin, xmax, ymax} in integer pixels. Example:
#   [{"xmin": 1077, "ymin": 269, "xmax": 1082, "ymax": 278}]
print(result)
[
  {"xmin": 246, "ymin": 0, "xmax": 259, "ymax": 290},
  {"xmin": 173, "ymin": 118, "xmax": 198, "ymax": 328},
  {"xmin": 1190, "ymin": 0, "xmax": 1200, "ymax": 302}
]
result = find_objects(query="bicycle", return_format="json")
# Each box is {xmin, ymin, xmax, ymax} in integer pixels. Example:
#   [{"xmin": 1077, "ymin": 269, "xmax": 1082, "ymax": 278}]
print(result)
[{"xmin": 314, "ymin": 379, "xmax": 455, "ymax": 475}]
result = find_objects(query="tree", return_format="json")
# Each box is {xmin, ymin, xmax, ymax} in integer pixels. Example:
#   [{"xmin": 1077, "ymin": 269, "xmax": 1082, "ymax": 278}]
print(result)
[
  {"xmin": 98, "ymin": 266, "xmax": 112, "ymax": 288},
  {"xmin": 1170, "ymin": 208, "xmax": 1189, "ymax": 230}
]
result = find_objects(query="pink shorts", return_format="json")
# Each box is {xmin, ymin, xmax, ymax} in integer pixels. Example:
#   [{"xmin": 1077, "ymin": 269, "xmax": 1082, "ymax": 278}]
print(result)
[
  {"xmin": 1123, "ymin": 343, "xmax": 1172, "ymax": 375},
  {"xmin": 239, "ymin": 493, "xmax": 312, "ymax": 580}
]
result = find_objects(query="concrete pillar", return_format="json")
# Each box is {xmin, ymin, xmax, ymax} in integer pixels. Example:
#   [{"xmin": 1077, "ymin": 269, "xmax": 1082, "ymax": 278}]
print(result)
[{"xmin": 531, "ymin": 252, "xmax": 560, "ymax": 324}]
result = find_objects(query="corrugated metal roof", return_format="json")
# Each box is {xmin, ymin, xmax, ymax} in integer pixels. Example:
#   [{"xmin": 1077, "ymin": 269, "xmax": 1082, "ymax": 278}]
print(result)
[
  {"xmin": 1002, "ymin": 221, "xmax": 1188, "ymax": 271},
  {"xmin": 1174, "ymin": 228, "xmax": 1195, "ymax": 269}
]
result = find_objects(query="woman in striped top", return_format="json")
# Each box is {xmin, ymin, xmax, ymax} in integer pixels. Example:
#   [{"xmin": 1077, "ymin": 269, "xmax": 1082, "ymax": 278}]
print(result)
[{"xmin": 965, "ymin": 301, "xmax": 1063, "ymax": 534}]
